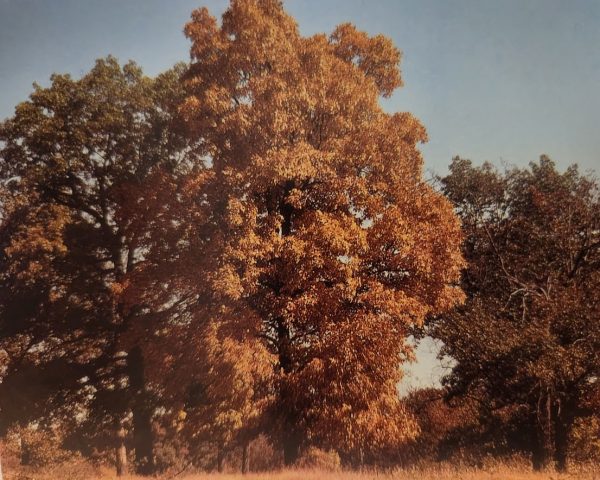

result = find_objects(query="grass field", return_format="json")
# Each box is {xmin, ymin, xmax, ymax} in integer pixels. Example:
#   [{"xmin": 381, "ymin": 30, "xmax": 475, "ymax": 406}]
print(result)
[{"xmin": 5, "ymin": 465, "xmax": 599, "ymax": 480}]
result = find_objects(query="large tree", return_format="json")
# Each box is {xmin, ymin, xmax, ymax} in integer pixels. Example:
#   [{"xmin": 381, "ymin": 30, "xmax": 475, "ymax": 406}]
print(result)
[
  {"xmin": 181, "ymin": 0, "xmax": 464, "ymax": 464},
  {"xmin": 431, "ymin": 156, "xmax": 600, "ymax": 471},
  {"xmin": 0, "ymin": 57, "xmax": 202, "ymax": 475}
]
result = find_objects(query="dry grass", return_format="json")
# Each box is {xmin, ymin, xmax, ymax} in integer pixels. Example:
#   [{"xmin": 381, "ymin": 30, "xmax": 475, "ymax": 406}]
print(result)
[
  {"xmin": 7, "ymin": 464, "xmax": 600, "ymax": 480},
  {"xmin": 157, "ymin": 469, "xmax": 599, "ymax": 480}
]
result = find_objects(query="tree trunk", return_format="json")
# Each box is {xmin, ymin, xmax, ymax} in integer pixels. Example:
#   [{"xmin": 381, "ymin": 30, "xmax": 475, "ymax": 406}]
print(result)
[
  {"xmin": 283, "ymin": 431, "xmax": 301, "ymax": 466},
  {"xmin": 217, "ymin": 446, "xmax": 225, "ymax": 473},
  {"xmin": 554, "ymin": 414, "xmax": 572, "ymax": 473},
  {"xmin": 272, "ymin": 185, "xmax": 303, "ymax": 466},
  {"xmin": 532, "ymin": 392, "xmax": 555, "ymax": 471},
  {"xmin": 19, "ymin": 432, "xmax": 31, "ymax": 466},
  {"xmin": 115, "ymin": 424, "xmax": 128, "ymax": 477},
  {"xmin": 531, "ymin": 441, "xmax": 551, "ymax": 472},
  {"xmin": 128, "ymin": 346, "xmax": 155, "ymax": 475},
  {"xmin": 0, "ymin": 440, "xmax": 4, "ymax": 480},
  {"xmin": 276, "ymin": 317, "xmax": 301, "ymax": 466},
  {"xmin": 132, "ymin": 403, "xmax": 154, "ymax": 474},
  {"xmin": 241, "ymin": 441, "xmax": 250, "ymax": 474}
]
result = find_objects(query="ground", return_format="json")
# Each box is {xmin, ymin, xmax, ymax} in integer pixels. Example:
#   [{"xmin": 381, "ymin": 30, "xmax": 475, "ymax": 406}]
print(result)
[{"xmin": 4, "ymin": 465, "xmax": 600, "ymax": 480}]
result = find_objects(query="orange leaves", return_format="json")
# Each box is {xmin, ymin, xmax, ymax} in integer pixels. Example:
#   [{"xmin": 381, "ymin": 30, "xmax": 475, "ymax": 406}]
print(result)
[
  {"xmin": 185, "ymin": 8, "xmax": 223, "ymax": 64},
  {"xmin": 5, "ymin": 205, "xmax": 70, "ymax": 284},
  {"xmin": 181, "ymin": 320, "xmax": 275, "ymax": 448},
  {"xmin": 330, "ymin": 23, "xmax": 403, "ymax": 97},
  {"xmin": 249, "ymin": 143, "xmax": 322, "ymax": 187},
  {"xmin": 178, "ymin": 0, "xmax": 466, "ymax": 458}
]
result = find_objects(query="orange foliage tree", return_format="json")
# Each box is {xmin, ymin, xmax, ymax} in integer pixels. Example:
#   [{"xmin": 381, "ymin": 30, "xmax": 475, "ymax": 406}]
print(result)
[
  {"xmin": 181, "ymin": 0, "xmax": 464, "ymax": 465},
  {"xmin": 178, "ymin": 323, "xmax": 273, "ymax": 473}
]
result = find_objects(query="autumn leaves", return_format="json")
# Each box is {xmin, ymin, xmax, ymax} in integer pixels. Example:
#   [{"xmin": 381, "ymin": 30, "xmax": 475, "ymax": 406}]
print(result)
[
  {"xmin": 176, "ymin": 0, "xmax": 464, "ymax": 466},
  {"xmin": 0, "ymin": 0, "xmax": 464, "ymax": 475}
]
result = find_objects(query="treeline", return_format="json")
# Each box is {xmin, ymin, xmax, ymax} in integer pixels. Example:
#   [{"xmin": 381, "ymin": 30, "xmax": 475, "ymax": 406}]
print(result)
[{"xmin": 0, "ymin": 0, "xmax": 598, "ymax": 477}]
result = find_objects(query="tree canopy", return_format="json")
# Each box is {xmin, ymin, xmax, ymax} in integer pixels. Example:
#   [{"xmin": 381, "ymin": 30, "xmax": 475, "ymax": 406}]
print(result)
[
  {"xmin": 431, "ymin": 156, "xmax": 600, "ymax": 471},
  {"xmin": 4, "ymin": 0, "xmax": 598, "ymax": 477},
  {"xmin": 0, "ymin": 56, "xmax": 203, "ymax": 475},
  {"xmin": 180, "ymin": 0, "xmax": 464, "ymax": 464}
]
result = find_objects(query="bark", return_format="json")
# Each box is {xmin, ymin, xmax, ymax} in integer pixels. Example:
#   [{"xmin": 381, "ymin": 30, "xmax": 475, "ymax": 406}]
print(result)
[
  {"xmin": 532, "ymin": 392, "xmax": 555, "ymax": 471},
  {"xmin": 0, "ymin": 441, "xmax": 4, "ymax": 480},
  {"xmin": 217, "ymin": 446, "xmax": 225, "ymax": 473},
  {"xmin": 270, "ymin": 183, "xmax": 303, "ymax": 467},
  {"xmin": 241, "ymin": 441, "xmax": 250, "ymax": 474},
  {"xmin": 283, "ymin": 432, "xmax": 301, "ymax": 466},
  {"xmin": 554, "ymin": 414, "xmax": 572, "ymax": 472},
  {"xmin": 531, "ymin": 441, "xmax": 551, "ymax": 472},
  {"xmin": 115, "ymin": 424, "xmax": 128, "ymax": 477},
  {"xmin": 128, "ymin": 346, "xmax": 155, "ymax": 475},
  {"xmin": 276, "ymin": 318, "xmax": 300, "ymax": 466}
]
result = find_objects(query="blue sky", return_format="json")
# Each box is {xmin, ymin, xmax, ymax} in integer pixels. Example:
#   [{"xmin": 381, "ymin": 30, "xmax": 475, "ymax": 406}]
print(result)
[
  {"xmin": 1, "ymin": 0, "xmax": 599, "ymax": 389},
  {"xmin": 1, "ymin": 0, "xmax": 599, "ymax": 174}
]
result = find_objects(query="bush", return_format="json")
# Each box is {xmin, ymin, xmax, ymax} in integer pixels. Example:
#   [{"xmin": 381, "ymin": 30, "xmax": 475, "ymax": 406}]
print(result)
[
  {"xmin": 246, "ymin": 435, "xmax": 282, "ymax": 472},
  {"xmin": 5, "ymin": 426, "xmax": 71, "ymax": 467},
  {"xmin": 297, "ymin": 446, "xmax": 341, "ymax": 471},
  {"xmin": 570, "ymin": 415, "xmax": 600, "ymax": 463}
]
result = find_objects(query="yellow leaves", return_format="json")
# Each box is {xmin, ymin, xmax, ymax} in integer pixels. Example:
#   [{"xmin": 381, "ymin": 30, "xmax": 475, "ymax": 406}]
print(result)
[
  {"xmin": 5, "ymin": 204, "xmax": 70, "ymax": 284},
  {"xmin": 227, "ymin": 197, "xmax": 246, "ymax": 227},
  {"xmin": 179, "ymin": 94, "xmax": 202, "ymax": 124},
  {"xmin": 109, "ymin": 280, "xmax": 129, "ymax": 298},
  {"xmin": 204, "ymin": 84, "xmax": 235, "ymax": 117},
  {"xmin": 248, "ymin": 144, "xmax": 320, "ymax": 188},
  {"xmin": 297, "ymin": 210, "xmax": 366, "ymax": 257},
  {"xmin": 180, "ymin": 0, "xmax": 465, "ymax": 455},
  {"xmin": 183, "ymin": 320, "xmax": 275, "ymax": 446},
  {"xmin": 185, "ymin": 7, "xmax": 223, "ymax": 63},
  {"xmin": 286, "ymin": 187, "xmax": 304, "ymax": 209},
  {"xmin": 330, "ymin": 23, "xmax": 402, "ymax": 97},
  {"xmin": 213, "ymin": 264, "xmax": 244, "ymax": 301}
]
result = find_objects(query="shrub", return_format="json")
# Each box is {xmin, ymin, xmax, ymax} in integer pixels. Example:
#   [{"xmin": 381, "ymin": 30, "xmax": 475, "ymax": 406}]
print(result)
[{"xmin": 297, "ymin": 446, "xmax": 341, "ymax": 471}]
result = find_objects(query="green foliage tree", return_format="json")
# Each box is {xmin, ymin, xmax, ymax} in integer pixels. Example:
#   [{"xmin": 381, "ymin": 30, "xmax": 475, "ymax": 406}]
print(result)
[
  {"xmin": 0, "ymin": 57, "xmax": 202, "ymax": 476},
  {"xmin": 431, "ymin": 156, "xmax": 600, "ymax": 472}
]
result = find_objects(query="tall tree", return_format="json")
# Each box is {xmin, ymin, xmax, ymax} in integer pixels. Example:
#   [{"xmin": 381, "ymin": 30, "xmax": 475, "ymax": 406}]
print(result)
[
  {"xmin": 182, "ymin": 0, "xmax": 464, "ymax": 464},
  {"xmin": 431, "ymin": 156, "xmax": 600, "ymax": 471},
  {"xmin": 0, "ymin": 57, "xmax": 202, "ymax": 475}
]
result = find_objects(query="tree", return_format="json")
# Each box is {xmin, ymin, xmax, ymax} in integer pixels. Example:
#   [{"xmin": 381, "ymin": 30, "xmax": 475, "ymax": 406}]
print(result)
[
  {"xmin": 0, "ymin": 57, "xmax": 202, "ymax": 475},
  {"xmin": 179, "ymin": 322, "xmax": 273, "ymax": 473},
  {"xmin": 431, "ymin": 156, "xmax": 600, "ymax": 471},
  {"xmin": 181, "ymin": 0, "xmax": 464, "ymax": 464},
  {"xmin": 403, "ymin": 388, "xmax": 480, "ymax": 464}
]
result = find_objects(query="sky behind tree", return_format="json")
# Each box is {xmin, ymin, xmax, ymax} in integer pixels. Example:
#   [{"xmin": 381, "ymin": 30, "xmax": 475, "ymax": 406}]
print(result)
[
  {"xmin": 1, "ymin": 0, "xmax": 599, "ymax": 389},
  {"xmin": 1, "ymin": 0, "xmax": 599, "ymax": 174}
]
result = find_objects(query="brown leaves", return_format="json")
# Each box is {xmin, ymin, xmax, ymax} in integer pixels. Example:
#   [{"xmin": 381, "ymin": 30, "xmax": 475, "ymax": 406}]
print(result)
[
  {"xmin": 181, "ymin": 0, "xmax": 465, "ymax": 458},
  {"xmin": 431, "ymin": 156, "xmax": 600, "ymax": 466},
  {"xmin": 331, "ymin": 23, "xmax": 403, "ymax": 97},
  {"xmin": 5, "ymin": 204, "xmax": 70, "ymax": 285}
]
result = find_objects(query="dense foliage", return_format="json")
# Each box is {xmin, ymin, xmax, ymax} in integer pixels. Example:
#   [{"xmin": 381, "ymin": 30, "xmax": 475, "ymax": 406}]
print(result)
[
  {"xmin": 0, "ymin": 1, "xmax": 598, "ymax": 477},
  {"xmin": 429, "ymin": 156, "xmax": 600, "ymax": 471}
]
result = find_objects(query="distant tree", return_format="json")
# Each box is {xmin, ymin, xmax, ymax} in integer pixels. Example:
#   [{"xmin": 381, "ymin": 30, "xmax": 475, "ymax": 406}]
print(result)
[
  {"xmin": 431, "ymin": 156, "xmax": 600, "ymax": 471},
  {"xmin": 403, "ymin": 388, "xmax": 479, "ymax": 464},
  {"xmin": 569, "ymin": 388, "xmax": 600, "ymax": 464},
  {"xmin": 0, "ymin": 57, "xmax": 202, "ymax": 476},
  {"xmin": 178, "ymin": 322, "xmax": 273, "ymax": 473},
  {"xmin": 182, "ymin": 0, "xmax": 464, "ymax": 465}
]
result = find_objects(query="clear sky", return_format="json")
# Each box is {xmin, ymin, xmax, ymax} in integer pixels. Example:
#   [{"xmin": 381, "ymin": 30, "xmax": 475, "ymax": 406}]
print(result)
[{"xmin": 1, "ymin": 0, "xmax": 599, "ymax": 389}]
